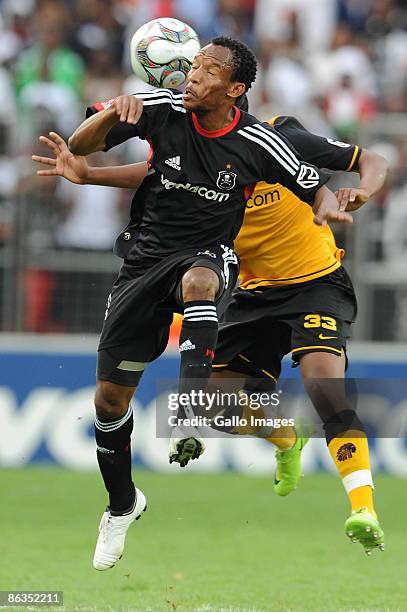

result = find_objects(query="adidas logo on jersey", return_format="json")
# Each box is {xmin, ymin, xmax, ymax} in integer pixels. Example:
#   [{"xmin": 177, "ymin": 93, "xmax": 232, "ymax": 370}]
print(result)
[
  {"xmin": 165, "ymin": 156, "xmax": 181, "ymax": 171},
  {"xmin": 179, "ymin": 339, "xmax": 196, "ymax": 352}
]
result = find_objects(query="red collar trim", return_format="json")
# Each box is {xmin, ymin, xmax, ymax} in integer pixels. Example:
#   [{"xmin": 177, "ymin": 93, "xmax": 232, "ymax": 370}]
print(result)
[{"xmin": 191, "ymin": 107, "xmax": 241, "ymax": 138}]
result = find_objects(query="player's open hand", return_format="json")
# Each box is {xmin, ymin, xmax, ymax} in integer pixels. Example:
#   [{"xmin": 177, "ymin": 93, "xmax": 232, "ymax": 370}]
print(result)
[
  {"xmin": 110, "ymin": 95, "xmax": 144, "ymax": 124},
  {"xmin": 335, "ymin": 187, "xmax": 370, "ymax": 212},
  {"xmin": 313, "ymin": 185, "xmax": 353, "ymax": 226},
  {"xmin": 32, "ymin": 132, "xmax": 89, "ymax": 184}
]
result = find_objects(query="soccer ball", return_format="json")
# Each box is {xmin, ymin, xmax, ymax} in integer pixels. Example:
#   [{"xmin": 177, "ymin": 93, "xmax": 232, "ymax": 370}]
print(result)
[{"xmin": 130, "ymin": 18, "xmax": 200, "ymax": 89}]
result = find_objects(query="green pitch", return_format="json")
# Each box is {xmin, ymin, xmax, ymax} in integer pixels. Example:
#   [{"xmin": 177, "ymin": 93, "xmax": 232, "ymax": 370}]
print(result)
[{"xmin": 1, "ymin": 468, "xmax": 406, "ymax": 612}]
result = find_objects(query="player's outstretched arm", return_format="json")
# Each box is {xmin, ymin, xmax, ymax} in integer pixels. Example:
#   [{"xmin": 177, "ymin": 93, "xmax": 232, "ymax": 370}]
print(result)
[
  {"xmin": 32, "ymin": 131, "xmax": 148, "ymax": 189},
  {"xmin": 68, "ymin": 95, "xmax": 144, "ymax": 156},
  {"xmin": 269, "ymin": 116, "xmax": 389, "ymax": 213},
  {"xmin": 336, "ymin": 150, "xmax": 389, "ymax": 212},
  {"xmin": 87, "ymin": 161, "xmax": 148, "ymax": 189},
  {"xmin": 313, "ymin": 185, "xmax": 353, "ymax": 226}
]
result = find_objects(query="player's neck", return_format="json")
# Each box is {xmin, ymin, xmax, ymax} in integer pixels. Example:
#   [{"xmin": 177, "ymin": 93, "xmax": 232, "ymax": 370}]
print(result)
[{"xmin": 193, "ymin": 106, "xmax": 236, "ymax": 132}]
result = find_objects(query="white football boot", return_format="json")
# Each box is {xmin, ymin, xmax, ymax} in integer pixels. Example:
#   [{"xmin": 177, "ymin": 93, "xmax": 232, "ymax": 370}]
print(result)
[{"xmin": 93, "ymin": 487, "xmax": 147, "ymax": 571}]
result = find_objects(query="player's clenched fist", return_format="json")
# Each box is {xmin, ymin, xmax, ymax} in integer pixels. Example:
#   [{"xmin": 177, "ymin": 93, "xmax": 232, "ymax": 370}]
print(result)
[
  {"xmin": 68, "ymin": 94, "xmax": 145, "ymax": 155},
  {"xmin": 108, "ymin": 95, "xmax": 144, "ymax": 125}
]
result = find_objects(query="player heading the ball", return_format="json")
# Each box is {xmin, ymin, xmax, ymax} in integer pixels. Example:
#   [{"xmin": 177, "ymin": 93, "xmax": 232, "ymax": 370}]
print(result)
[{"xmin": 63, "ymin": 33, "xmax": 353, "ymax": 571}]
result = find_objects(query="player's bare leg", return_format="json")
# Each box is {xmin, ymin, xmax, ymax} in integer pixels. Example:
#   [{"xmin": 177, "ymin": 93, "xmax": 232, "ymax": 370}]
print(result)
[
  {"xmin": 299, "ymin": 351, "xmax": 384, "ymax": 554},
  {"xmin": 169, "ymin": 266, "xmax": 219, "ymax": 467},
  {"xmin": 93, "ymin": 380, "xmax": 147, "ymax": 570}
]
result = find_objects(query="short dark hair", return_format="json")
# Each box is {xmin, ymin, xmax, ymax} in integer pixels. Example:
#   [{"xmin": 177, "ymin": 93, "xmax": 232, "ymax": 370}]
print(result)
[{"xmin": 211, "ymin": 36, "xmax": 257, "ymax": 92}]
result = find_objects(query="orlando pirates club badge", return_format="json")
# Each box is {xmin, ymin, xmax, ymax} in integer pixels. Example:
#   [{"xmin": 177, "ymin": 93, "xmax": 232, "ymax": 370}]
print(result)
[{"xmin": 216, "ymin": 170, "xmax": 237, "ymax": 191}]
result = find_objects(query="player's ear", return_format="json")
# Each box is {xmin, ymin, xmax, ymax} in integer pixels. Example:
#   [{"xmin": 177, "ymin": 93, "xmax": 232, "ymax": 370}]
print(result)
[{"xmin": 227, "ymin": 82, "xmax": 246, "ymax": 101}]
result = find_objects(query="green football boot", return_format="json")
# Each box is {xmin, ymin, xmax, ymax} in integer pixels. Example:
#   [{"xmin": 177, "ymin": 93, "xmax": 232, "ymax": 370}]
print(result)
[
  {"xmin": 345, "ymin": 507, "xmax": 385, "ymax": 555},
  {"xmin": 274, "ymin": 434, "xmax": 309, "ymax": 496}
]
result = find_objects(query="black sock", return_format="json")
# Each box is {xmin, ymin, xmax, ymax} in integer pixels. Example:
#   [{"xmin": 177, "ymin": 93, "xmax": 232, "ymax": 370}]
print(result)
[
  {"xmin": 95, "ymin": 406, "xmax": 135, "ymax": 512},
  {"xmin": 178, "ymin": 300, "xmax": 218, "ymax": 416}
]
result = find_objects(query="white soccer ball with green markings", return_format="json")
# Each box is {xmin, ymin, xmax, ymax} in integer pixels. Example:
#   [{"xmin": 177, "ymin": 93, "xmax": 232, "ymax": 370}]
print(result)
[{"xmin": 130, "ymin": 18, "xmax": 200, "ymax": 89}]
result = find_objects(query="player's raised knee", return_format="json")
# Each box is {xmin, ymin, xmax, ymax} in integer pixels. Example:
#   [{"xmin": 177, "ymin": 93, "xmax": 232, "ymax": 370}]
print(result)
[
  {"xmin": 94, "ymin": 381, "xmax": 133, "ymax": 420},
  {"xmin": 181, "ymin": 266, "xmax": 219, "ymax": 302}
]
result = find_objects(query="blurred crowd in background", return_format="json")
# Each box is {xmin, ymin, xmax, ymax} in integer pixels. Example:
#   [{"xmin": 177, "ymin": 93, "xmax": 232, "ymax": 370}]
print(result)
[{"xmin": 0, "ymin": 0, "xmax": 406, "ymax": 339}]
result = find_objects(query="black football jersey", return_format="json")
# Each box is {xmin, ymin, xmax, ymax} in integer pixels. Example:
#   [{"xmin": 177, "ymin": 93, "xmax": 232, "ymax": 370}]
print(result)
[
  {"xmin": 87, "ymin": 89, "xmax": 329, "ymax": 267},
  {"xmin": 270, "ymin": 115, "xmax": 361, "ymax": 172}
]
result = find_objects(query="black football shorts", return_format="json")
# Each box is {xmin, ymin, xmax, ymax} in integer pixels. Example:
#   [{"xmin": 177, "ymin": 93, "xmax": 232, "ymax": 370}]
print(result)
[
  {"xmin": 97, "ymin": 246, "xmax": 239, "ymax": 386},
  {"xmin": 213, "ymin": 266, "xmax": 357, "ymax": 380}
]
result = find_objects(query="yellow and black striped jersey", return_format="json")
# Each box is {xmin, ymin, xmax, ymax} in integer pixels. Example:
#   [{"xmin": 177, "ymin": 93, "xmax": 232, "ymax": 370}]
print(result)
[{"xmin": 236, "ymin": 116, "xmax": 361, "ymax": 289}]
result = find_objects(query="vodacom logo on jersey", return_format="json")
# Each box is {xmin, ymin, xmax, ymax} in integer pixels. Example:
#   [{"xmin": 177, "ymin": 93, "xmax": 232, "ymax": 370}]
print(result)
[{"xmin": 160, "ymin": 174, "xmax": 230, "ymax": 202}]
